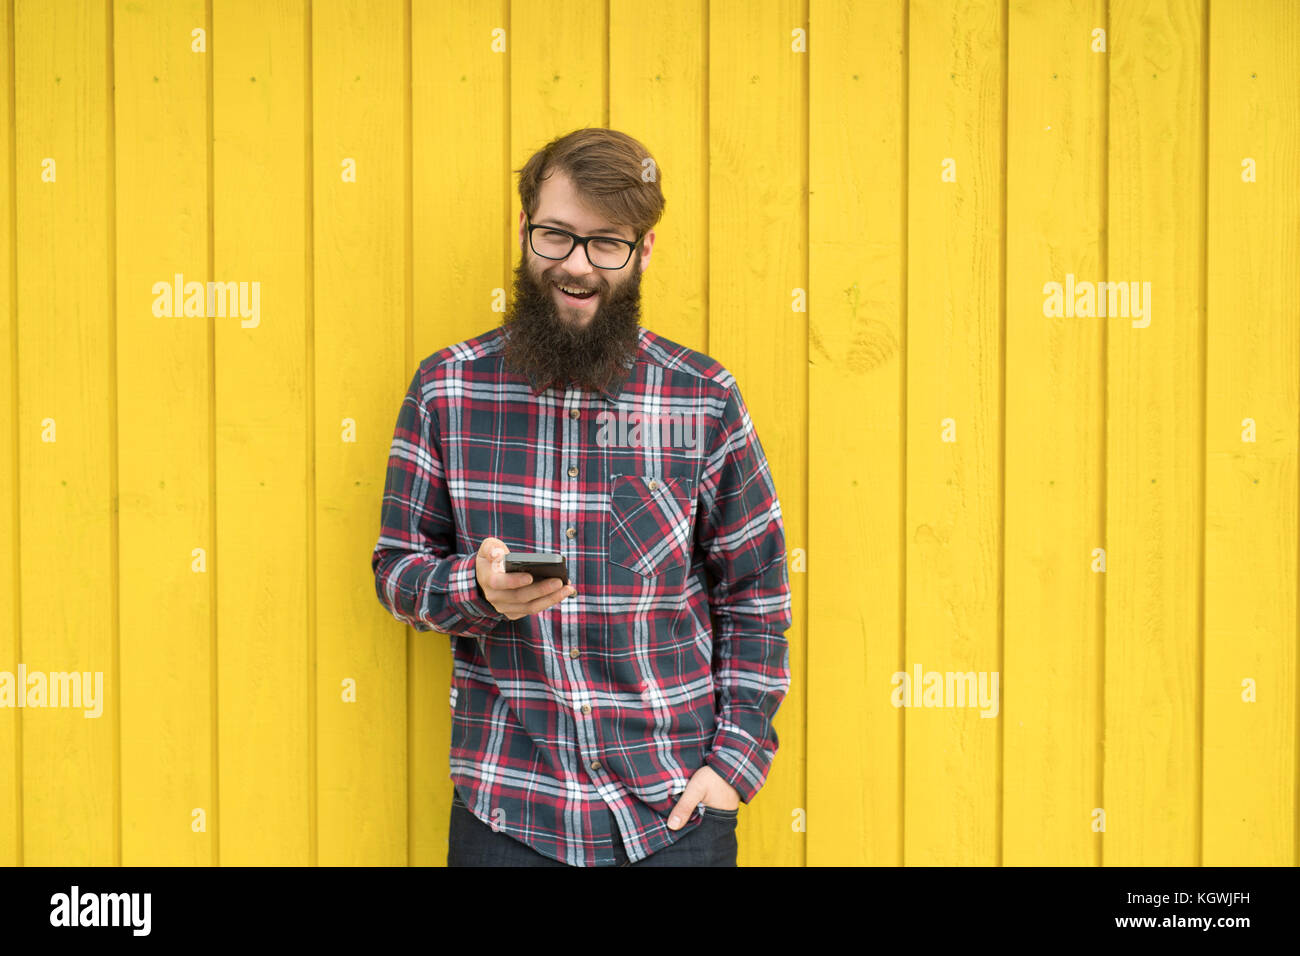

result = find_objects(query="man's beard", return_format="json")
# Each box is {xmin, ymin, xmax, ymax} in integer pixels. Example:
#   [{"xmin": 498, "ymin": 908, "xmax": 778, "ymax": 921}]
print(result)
[{"xmin": 501, "ymin": 255, "xmax": 643, "ymax": 395}]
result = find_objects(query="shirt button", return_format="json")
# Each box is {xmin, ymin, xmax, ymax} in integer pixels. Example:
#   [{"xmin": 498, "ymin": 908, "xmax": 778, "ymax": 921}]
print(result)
[
  {"xmin": 568, "ymin": 466, "xmax": 578, "ymax": 477},
  {"xmin": 648, "ymin": 479, "xmax": 658, "ymax": 491},
  {"xmin": 565, "ymin": 527, "xmax": 576, "ymax": 538},
  {"xmin": 569, "ymin": 648, "xmax": 580, "ymax": 659},
  {"xmin": 581, "ymin": 704, "xmax": 591, "ymax": 714},
  {"xmin": 569, "ymin": 409, "xmax": 580, "ymax": 420},
  {"xmin": 589, "ymin": 760, "xmax": 601, "ymax": 772}
]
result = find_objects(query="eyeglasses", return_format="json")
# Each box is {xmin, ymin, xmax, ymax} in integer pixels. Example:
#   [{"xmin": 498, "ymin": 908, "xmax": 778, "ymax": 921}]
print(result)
[{"xmin": 525, "ymin": 216, "xmax": 643, "ymax": 270}]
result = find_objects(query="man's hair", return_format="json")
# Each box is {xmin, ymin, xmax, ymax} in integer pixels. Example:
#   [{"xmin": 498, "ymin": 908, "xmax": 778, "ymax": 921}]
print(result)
[{"xmin": 515, "ymin": 127, "xmax": 665, "ymax": 243}]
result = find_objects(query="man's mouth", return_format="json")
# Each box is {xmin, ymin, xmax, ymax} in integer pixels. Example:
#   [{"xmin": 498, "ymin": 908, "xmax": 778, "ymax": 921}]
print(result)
[{"xmin": 555, "ymin": 281, "xmax": 598, "ymax": 304}]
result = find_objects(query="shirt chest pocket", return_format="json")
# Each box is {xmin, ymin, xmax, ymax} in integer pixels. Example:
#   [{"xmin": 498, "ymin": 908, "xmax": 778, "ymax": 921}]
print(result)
[{"xmin": 607, "ymin": 474, "xmax": 696, "ymax": 578}]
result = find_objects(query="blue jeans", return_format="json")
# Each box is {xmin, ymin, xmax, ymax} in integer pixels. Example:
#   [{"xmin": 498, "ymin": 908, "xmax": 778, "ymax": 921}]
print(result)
[{"xmin": 446, "ymin": 788, "xmax": 739, "ymax": 867}]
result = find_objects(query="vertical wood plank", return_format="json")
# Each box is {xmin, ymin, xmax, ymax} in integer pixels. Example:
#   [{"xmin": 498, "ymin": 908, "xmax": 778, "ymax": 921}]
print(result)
[
  {"xmin": 807, "ymin": 0, "xmax": 905, "ymax": 866},
  {"xmin": 213, "ymin": 0, "xmax": 312, "ymax": 864},
  {"xmin": 904, "ymin": 0, "xmax": 1004, "ymax": 865},
  {"xmin": 313, "ymin": 0, "xmax": 408, "ymax": 864},
  {"xmin": 13, "ymin": 0, "xmax": 116, "ymax": 865},
  {"xmin": 0, "ymin": 0, "xmax": 20, "ymax": 868},
  {"xmin": 609, "ymin": 0, "xmax": 707, "ymax": 353},
  {"xmin": 114, "ymin": 0, "xmax": 211, "ymax": 866},
  {"xmin": 1104, "ymin": 0, "xmax": 1204, "ymax": 866},
  {"xmin": 1203, "ymin": 0, "xmax": 1299, "ymax": 865},
  {"xmin": 509, "ymin": 0, "xmax": 606, "ymax": 237},
  {"xmin": 1003, "ymin": 0, "xmax": 1106, "ymax": 865},
  {"xmin": 709, "ymin": 0, "xmax": 806, "ymax": 867}
]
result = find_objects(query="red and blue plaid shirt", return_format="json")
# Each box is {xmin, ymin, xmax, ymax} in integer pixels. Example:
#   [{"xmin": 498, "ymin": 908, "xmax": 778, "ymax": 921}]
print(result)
[{"xmin": 371, "ymin": 323, "xmax": 791, "ymax": 866}]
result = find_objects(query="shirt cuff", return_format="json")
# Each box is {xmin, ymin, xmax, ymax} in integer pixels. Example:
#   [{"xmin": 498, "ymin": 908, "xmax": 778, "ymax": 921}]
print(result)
[
  {"xmin": 446, "ymin": 552, "xmax": 505, "ymax": 623},
  {"xmin": 704, "ymin": 726, "xmax": 770, "ymax": 805}
]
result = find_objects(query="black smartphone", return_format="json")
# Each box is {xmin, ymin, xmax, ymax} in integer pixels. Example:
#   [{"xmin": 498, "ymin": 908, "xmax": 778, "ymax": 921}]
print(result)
[{"xmin": 502, "ymin": 552, "xmax": 570, "ymax": 586}]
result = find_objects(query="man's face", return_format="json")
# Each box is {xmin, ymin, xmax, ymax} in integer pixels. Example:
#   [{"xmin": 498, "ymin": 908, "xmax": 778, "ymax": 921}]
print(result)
[{"xmin": 501, "ymin": 169, "xmax": 655, "ymax": 395}]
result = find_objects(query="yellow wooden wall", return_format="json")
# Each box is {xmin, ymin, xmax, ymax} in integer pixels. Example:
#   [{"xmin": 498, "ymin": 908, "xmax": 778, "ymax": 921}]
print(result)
[{"xmin": 1, "ymin": 0, "xmax": 1296, "ymax": 867}]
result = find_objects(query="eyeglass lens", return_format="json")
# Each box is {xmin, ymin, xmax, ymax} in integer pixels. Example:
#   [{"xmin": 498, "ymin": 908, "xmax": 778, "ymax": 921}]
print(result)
[{"xmin": 531, "ymin": 228, "xmax": 631, "ymax": 269}]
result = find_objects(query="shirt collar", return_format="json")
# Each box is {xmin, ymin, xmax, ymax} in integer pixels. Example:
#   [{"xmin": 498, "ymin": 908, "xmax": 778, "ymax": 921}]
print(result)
[{"xmin": 520, "ymin": 325, "xmax": 646, "ymax": 405}]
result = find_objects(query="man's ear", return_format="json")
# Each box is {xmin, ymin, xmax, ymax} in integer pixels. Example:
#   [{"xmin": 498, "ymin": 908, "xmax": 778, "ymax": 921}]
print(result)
[{"xmin": 637, "ymin": 229, "xmax": 655, "ymax": 270}]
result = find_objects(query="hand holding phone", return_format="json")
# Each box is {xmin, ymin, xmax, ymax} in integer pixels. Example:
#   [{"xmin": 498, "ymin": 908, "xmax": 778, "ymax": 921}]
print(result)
[
  {"xmin": 474, "ymin": 538, "xmax": 575, "ymax": 621},
  {"xmin": 502, "ymin": 552, "xmax": 569, "ymax": 585}
]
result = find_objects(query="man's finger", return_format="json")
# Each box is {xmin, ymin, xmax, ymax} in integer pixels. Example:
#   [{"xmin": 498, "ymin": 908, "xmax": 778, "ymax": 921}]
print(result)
[
  {"xmin": 489, "ymin": 567, "xmax": 536, "ymax": 590},
  {"xmin": 496, "ymin": 580, "xmax": 573, "ymax": 613},
  {"xmin": 517, "ymin": 583, "xmax": 575, "ymax": 615}
]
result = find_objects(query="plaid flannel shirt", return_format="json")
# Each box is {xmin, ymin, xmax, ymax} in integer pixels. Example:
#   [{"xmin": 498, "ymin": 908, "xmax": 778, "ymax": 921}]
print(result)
[{"xmin": 371, "ymin": 323, "xmax": 791, "ymax": 866}]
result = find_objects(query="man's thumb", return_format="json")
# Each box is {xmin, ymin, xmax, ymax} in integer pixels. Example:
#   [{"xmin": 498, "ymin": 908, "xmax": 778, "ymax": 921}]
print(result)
[
  {"xmin": 667, "ymin": 780, "xmax": 705, "ymax": 830},
  {"xmin": 479, "ymin": 537, "xmax": 508, "ymax": 562}
]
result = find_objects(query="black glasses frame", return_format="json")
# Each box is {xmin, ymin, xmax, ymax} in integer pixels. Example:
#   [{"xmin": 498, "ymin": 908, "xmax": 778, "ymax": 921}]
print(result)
[{"xmin": 525, "ymin": 216, "xmax": 644, "ymax": 270}]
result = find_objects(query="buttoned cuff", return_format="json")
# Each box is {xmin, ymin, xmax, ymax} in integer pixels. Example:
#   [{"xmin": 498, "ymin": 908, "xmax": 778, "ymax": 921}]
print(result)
[
  {"xmin": 704, "ymin": 726, "xmax": 770, "ymax": 805},
  {"xmin": 446, "ymin": 552, "xmax": 505, "ymax": 623}
]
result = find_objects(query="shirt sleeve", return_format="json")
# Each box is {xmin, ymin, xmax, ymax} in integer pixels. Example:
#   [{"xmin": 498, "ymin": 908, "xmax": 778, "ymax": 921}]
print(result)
[
  {"xmin": 696, "ymin": 381, "xmax": 793, "ymax": 804},
  {"xmin": 371, "ymin": 365, "xmax": 507, "ymax": 638}
]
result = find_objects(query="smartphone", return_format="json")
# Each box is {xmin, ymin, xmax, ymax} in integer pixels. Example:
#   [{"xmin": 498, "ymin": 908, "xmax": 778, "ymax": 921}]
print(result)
[{"xmin": 502, "ymin": 552, "xmax": 570, "ymax": 586}]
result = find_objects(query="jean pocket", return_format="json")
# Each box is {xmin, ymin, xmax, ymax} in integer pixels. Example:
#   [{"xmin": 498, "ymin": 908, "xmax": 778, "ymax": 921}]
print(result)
[
  {"xmin": 699, "ymin": 805, "xmax": 739, "ymax": 819},
  {"xmin": 608, "ymin": 474, "xmax": 695, "ymax": 577}
]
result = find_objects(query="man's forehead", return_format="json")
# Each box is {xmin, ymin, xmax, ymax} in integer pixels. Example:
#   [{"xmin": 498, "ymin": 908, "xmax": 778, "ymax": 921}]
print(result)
[{"xmin": 534, "ymin": 173, "xmax": 629, "ymax": 237}]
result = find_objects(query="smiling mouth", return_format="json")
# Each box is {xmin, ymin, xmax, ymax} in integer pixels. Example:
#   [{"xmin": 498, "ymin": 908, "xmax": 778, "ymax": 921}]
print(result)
[{"xmin": 554, "ymin": 282, "xmax": 598, "ymax": 303}]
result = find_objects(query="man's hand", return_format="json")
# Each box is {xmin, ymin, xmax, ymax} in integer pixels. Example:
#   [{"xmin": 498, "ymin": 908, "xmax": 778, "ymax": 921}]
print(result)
[
  {"xmin": 475, "ymin": 537, "xmax": 575, "ymax": 620},
  {"xmin": 667, "ymin": 764, "xmax": 741, "ymax": 829}
]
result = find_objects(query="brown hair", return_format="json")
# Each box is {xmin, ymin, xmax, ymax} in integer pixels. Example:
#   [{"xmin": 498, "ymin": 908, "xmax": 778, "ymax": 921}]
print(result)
[{"xmin": 515, "ymin": 127, "xmax": 665, "ymax": 244}]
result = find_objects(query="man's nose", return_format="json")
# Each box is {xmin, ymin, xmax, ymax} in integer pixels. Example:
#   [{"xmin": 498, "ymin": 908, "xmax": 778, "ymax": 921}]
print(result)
[{"xmin": 562, "ymin": 242, "xmax": 595, "ymax": 274}]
